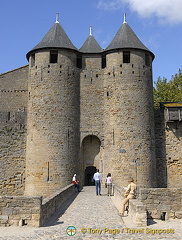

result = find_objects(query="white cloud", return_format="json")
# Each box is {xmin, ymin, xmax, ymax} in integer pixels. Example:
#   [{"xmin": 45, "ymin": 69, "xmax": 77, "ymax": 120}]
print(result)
[{"xmin": 97, "ymin": 0, "xmax": 182, "ymax": 24}]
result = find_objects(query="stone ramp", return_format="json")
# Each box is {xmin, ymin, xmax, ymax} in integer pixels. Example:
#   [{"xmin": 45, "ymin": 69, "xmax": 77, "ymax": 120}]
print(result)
[{"xmin": 0, "ymin": 186, "xmax": 181, "ymax": 239}]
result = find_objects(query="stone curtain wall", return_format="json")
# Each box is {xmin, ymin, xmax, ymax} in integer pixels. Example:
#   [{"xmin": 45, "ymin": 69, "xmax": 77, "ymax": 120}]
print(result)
[
  {"xmin": 139, "ymin": 188, "xmax": 182, "ymax": 220},
  {"xmin": 80, "ymin": 54, "xmax": 104, "ymax": 177},
  {"xmin": 154, "ymin": 109, "xmax": 182, "ymax": 188},
  {"xmin": 165, "ymin": 121, "xmax": 182, "ymax": 188},
  {"xmin": 0, "ymin": 66, "xmax": 28, "ymax": 195},
  {"xmin": 0, "ymin": 65, "xmax": 28, "ymax": 112},
  {"xmin": 0, "ymin": 112, "xmax": 27, "ymax": 196}
]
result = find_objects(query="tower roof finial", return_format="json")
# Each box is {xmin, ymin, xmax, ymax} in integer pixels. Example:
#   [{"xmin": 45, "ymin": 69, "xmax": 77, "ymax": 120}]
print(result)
[
  {"xmin": 123, "ymin": 13, "xmax": 127, "ymax": 23},
  {"xmin": 55, "ymin": 12, "xmax": 59, "ymax": 23},
  {"xmin": 90, "ymin": 25, "xmax": 92, "ymax": 36}
]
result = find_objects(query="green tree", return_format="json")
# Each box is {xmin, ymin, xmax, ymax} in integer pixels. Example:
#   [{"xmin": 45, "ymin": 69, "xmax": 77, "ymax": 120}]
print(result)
[{"xmin": 153, "ymin": 69, "xmax": 182, "ymax": 108}]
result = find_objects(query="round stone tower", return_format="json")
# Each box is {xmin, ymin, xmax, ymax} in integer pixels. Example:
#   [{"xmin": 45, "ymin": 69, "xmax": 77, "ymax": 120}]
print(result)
[
  {"xmin": 25, "ymin": 15, "xmax": 80, "ymax": 197},
  {"xmin": 102, "ymin": 15, "xmax": 156, "ymax": 188}
]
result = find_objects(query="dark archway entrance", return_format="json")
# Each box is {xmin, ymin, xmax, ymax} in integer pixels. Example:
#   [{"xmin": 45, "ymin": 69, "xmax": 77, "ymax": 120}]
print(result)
[
  {"xmin": 80, "ymin": 135, "xmax": 102, "ymax": 186},
  {"xmin": 85, "ymin": 166, "xmax": 96, "ymax": 186}
]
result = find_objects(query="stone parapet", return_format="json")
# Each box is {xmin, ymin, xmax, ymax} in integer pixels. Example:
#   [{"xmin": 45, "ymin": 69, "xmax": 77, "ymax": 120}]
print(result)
[
  {"xmin": 0, "ymin": 184, "xmax": 78, "ymax": 227},
  {"xmin": 112, "ymin": 185, "xmax": 147, "ymax": 227},
  {"xmin": 111, "ymin": 184, "xmax": 124, "ymax": 213},
  {"xmin": 41, "ymin": 184, "xmax": 78, "ymax": 226},
  {"xmin": 129, "ymin": 199, "xmax": 147, "ymax": 227},
  {"xmin": 0, "ymin": 195, "xmax": 42, "ymax": 227},
  {"xmin": 139, "ymin": 188, "xmax": 182, "ymax": 220}
]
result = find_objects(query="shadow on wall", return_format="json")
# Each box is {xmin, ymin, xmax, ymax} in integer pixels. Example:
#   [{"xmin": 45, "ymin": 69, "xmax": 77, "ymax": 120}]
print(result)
[{"xmin": 154, "ymin": 109, "xmax": 167, "ymax": 188}]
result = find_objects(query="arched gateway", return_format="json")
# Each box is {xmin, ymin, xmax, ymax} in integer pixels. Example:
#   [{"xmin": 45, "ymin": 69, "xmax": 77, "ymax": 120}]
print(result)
[{"xmin": 80, "ymin": 135, "xmax": 102, "ymax": 185}]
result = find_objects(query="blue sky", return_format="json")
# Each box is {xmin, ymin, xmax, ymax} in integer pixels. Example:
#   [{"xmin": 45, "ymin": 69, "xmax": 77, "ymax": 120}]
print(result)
[{"xmin": 0, "ymin": 0, "xmax": 182, "ymax": 84}]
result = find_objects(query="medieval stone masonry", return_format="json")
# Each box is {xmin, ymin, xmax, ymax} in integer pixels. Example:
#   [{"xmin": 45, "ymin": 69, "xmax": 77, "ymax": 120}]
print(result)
[{"xmin": 0, "ymin": 15, "xmax": 181, "ymax": 226}]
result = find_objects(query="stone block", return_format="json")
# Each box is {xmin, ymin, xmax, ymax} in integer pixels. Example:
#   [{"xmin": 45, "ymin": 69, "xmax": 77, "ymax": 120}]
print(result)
[
  {"xmin": 31, "ymin": 213, "xmax": 41, "ymax": 221},
  {"xmin": 175, "ymin": 211, "xmax": 182, "ymax": 219},
  {"xmin": 157, "ymin": 205, "xmax": 171, "ymax": 211},
  {"xmin": 0, "ymin": 215, "xmax": 9, "ymax": 226},
  {"xmin": 0, "ymin": 215, "xmax": 9, "ymax": 220},
  {"xmin": 2, "ymin": 208, "xmax": 13, "ymax": 215}
]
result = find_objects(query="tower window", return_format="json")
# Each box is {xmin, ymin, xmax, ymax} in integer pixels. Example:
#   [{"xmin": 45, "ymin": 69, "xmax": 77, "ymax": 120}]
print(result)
[
  {"xmin": 31, "ymin": 54, "xmax": 35, "ymax": 67},
  {"xmin": 145, "ymin": 53, "xmax": 150, "ymax": 66},
  {"xmin": 50, "ymin": 50, "xmax": 58, "ymax": 63},
  {"xmin": 77, "ymin": 55, "xmax": 82, "ymax": 68},
  {"xmin": 123, "ymin": 51, "xmax": 130, "ymax": 63},
  {"xmin": 102, "ymin": 55, "xmax": 106, "ymax": 68}
]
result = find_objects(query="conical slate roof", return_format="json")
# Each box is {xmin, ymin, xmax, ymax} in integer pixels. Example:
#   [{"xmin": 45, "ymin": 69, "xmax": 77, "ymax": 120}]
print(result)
[
  {"xmin": 80, "ymin": 34, "xmax": 103, "ymax": 53},
  {"xmin": 26, "ymin": 21, "xmax": 78, "ymax": 59},
  {"xmin": 106, "ymin": 20, "xmax": 154, "ymax": 59}
]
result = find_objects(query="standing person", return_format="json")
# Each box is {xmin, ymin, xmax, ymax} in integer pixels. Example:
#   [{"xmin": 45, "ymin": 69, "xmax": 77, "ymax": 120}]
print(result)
[
  {"xmin": 106, "ymin": 173, "xmax": 112, "ymax": 196},
  {"xmin": 121, "ymin": 177, "xmax": 136, "ymax": 216},
  {"xmin": 72, "ymin": 174, "xmax": 81, "ymax": 192},
  {"xmin": 93, "ymin": 169, "xmax": 102, "ymax": 195}
]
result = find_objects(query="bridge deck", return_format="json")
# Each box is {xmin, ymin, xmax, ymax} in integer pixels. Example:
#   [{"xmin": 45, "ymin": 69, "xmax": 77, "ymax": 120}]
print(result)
[{"xmin": 0, "ymin": 186, "xmax": 181, "ymax": 239}]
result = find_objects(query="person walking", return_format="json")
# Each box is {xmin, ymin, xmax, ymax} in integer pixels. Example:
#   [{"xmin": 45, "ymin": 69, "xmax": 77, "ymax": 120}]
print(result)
[
  {"xmin": 121, "ymin": 177, "xmax": 136, "ymax": 216},
  {"xmin": 106, "ymin": 173, "xmax": 112, "ymax": 196},
  {"xmin": 93, "ymin": 169, "xmax": 102, "ymax": 195}
]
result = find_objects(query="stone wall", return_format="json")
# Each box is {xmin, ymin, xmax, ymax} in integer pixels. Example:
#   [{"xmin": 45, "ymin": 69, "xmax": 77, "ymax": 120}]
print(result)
[
  {"xmin": 41, "ymin": 184, "xmax": 78, "ymax": 226},
  {"xmin": 154, "ymin": 109, "xmax": 167, "ymax": 187},
  {"xmin": 25, "ymin": 50, "xmax": 80, "ymax": 197},
  {"xmin": 80, "ymin": 54, "xmax": 104, "ymax": 180},
  {"xmin": 165, "ymin": 121, "xmax": 182, "ymax": 188},
  {"xmin": 102, "ymin": 50, "xmax": 156, "ymax": 189},
  {"xmin": 0, "ymin": 184, "xmax": 77, "ymax": 227},
  {"xmin": 0, "ymin": 65, "xmax": 28, "ymax": 112},
  {"xmin": 154, "ymin": 109, "xmax": 182, "ymax": 188},
  {"xmin": 112, "ymin": 185, "xmax": 147, "ymax": 227},
  {"xmin": 139, "ymin": 188, "xmax": 182, "ymax": 220},
  {"xmin": 0, "ymin": 66, "xmax": 28, "ymax": 196},
  {"xmin": 80, "ymin": 49, "xmax": 157, "ymax": 189},
  {"xmin": 0, "ymin": 112, "xmax": 27, "ymax": 196},
  {"xmin": 129, "ymin": 199, "xmax": 147, "ymax": 227},
  {"xmin": 0, "ymin": 195, "xmax": 42, "ymax": 227}
]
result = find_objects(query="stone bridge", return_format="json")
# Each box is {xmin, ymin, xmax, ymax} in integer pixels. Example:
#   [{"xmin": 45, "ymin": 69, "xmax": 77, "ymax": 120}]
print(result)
[{"xmin": 0, "ymin": 185, "xmax": 181, "ymax": 239}]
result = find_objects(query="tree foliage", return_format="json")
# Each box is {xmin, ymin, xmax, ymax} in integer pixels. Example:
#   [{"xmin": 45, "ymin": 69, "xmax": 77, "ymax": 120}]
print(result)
[{"xmin": 153, "ymin": 69, "xmax": 182, "ymax": 108}]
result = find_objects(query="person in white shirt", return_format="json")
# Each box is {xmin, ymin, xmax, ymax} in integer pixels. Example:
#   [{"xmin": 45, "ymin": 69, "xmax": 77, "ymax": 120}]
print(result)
[
  {"xmin": 72, "ymin": 174, "xmax": 81, "ymax": 192},
  {"xmin": 93, "ymin": 169, "xmax": 102, "ymax": 195}
]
